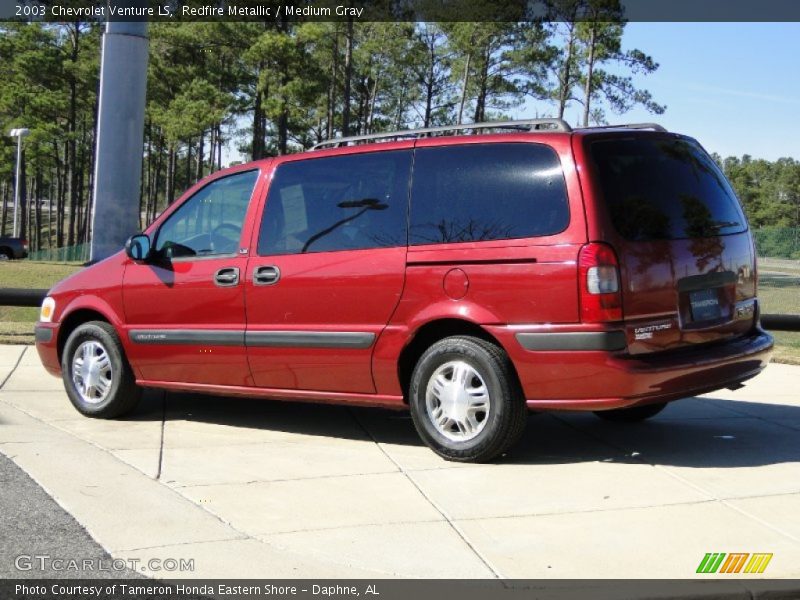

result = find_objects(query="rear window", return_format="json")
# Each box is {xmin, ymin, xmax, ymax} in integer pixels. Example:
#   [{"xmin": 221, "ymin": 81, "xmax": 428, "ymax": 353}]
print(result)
[
  {"xmin": 591, "ymin": 137, "xmax": 747, "ymax": 241},
  {"xmin": 410, "ymin": 143, "xmax": 569, "ymax": 245}
]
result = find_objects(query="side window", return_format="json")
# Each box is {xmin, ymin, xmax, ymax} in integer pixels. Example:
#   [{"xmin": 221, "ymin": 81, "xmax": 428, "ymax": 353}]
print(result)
[
  {"xmin": 258, "ymin": 151, "xmax": 411, "ymax": 255},
  {"xmin": 410, "ymin": 143, "xmax": 569, "ymax": 245},
  {"xmin": 155, "ymin": 170, "xmax": 258, "ymax": 258}
]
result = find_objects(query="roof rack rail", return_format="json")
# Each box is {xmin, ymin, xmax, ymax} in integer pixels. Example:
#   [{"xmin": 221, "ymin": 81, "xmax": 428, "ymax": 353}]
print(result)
[
  {"xmin": 312, "ymin": 118, "xmax": 572, "ymax": 150},
  {"xmin": 581, "ymin": 122, "xmax": 668, "ymax": 132}
]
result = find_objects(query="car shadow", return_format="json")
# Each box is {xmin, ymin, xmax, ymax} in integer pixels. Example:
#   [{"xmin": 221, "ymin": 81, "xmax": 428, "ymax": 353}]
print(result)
[{"xmin": 129, "ymin": 389, "xmax": 800, "ymax": 469}]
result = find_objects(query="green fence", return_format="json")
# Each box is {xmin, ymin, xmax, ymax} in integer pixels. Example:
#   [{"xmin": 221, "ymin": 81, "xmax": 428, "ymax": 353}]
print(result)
[
  {"xmin": 753, "ymin": 227, "xmax": 800, "ymax": 260},
  {"xmin": 27, "ymin": 243, "xmax": 90, "ymax": 263}
]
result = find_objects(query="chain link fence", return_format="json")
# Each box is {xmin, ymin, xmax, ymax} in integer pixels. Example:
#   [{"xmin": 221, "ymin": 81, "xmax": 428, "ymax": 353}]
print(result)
[
  {"xmin": 753, "ymin": 227, "xmax": 800, "ymax": 260},
  {"xmin": 27, "ymin": 243, "xmax": 90, "ymax": 263}
]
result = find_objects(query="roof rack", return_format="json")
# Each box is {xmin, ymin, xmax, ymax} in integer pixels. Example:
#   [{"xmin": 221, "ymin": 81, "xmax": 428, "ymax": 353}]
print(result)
[
  {"xmin": 580, "ymin": 123, "xmax": 668, "ymax": 132},
  {"xmin": 312, "ymin": 118, "xmax": 572, "ymax": 150}
]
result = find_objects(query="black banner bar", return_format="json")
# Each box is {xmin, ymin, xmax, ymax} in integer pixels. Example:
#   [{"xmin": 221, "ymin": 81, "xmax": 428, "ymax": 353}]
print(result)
[
  {"xmin": 3, "ymin": 579, "xmax": 800, "ymax": 600},
  {"xmin": 3, "ymin": 0, "xmax": 800, "ymax": 23}
]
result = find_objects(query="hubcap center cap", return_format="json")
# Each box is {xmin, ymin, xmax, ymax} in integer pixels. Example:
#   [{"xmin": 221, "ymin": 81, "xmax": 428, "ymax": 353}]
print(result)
[{"xmin": 441, "ymin": 383, "xmax": 469, "ymax": 421}]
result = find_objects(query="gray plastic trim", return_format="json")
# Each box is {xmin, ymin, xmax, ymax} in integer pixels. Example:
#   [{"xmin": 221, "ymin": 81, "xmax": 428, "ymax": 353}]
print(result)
[
  {"xmin": 34, "ymin": 326, "xmax": 53, "ymax": 343},
  {"xmin": 128, "ymin": 329, "xmax": 244, "ymax": 346},
  {"xmin": 246, "ymin": 331, "xmax": 376, "ymax": 349},
  {"xmin": 128, "ymin": 329, "xmax": 375, "ymax": 349},
  {"xmin": 516, "ymin": 331, "xmax": 627, "ymax": 352}
]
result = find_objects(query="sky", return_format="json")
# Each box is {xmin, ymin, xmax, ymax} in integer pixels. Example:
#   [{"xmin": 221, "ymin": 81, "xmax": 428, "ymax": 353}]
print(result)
[{"xmin": 537, "ymin": 22, "xmax": 800, "ymax": 161}]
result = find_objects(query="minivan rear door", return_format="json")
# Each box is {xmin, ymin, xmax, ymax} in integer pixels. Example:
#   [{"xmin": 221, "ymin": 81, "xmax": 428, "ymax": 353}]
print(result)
[{"xmin": 578, "ymin": 133, "xmax": 757, "ymax": 354}]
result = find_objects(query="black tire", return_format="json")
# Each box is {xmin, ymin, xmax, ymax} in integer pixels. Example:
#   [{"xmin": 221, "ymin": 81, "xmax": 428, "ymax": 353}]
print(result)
[
  {"xmin": 409, "ymin": 336, "xmax": 527, "ymax": 462},
  {"xmin": 594, "ymin": 402, "xmax": 667, "ymax": 423},
  {"xmin": 0, "ymin": 248, "xmax": 11, "ymax": 261},
  {"xmin": 61, "ymin": 321, "xmax": 142, "ymax": 418}
]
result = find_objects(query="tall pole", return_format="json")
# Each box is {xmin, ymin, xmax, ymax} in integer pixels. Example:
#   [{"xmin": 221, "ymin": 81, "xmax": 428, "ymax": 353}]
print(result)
[
  {"xmin": 13, "ymin": 134, "xmax": 22, "ymax": 238},
  {"xmin": 89, "ymin": 13, "xmax": 148, "ymax": 262},
  {"xmin": 8, "ymin": 128, "xmax": 29, "ymax": 238}
]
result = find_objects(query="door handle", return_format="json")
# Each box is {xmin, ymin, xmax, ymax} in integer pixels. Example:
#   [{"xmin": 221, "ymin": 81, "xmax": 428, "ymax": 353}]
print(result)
[
  {"xmin": 254, "ymin": 265, "xmax": 281, "ymax": 286},
  {"xmin": 214, "ymin": 267, "xmax": 240, "ymax": 287}
]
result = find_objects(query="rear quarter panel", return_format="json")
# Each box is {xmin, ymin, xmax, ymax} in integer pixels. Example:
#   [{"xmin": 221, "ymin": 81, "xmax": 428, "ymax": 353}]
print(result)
[{"xmin": 373, "ymin": 134, "xmax": 587, "ymax": 396}]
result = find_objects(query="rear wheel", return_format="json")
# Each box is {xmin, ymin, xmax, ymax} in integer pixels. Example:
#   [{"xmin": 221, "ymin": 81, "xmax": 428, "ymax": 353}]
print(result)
[
  {"xmin": 594, "ymin": 402, "xmax": 667, "ymax": 422},
  {"xmin": 0, "ymin": 248, "xmax": 11, "ymax": 261},
  {"xmin": 61, "ymin": 321, "xmax": 142, "ymax": 418},
  {"xmin": 409, "ymin": 336, "xmax": 527, "ymax": 462}
]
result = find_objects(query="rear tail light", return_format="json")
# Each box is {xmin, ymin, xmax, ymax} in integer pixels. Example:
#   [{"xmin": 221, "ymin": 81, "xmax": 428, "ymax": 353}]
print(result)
[
  {"xmin": 22, "ymin": 239, "xmax": 28, "ymax": 249},
  {"xmin": 579, "ymin": 242, "xmax": 623, "ymax": 322}
]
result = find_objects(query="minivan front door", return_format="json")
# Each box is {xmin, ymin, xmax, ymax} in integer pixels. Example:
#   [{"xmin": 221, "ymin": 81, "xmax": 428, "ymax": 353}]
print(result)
[
  {"xmin": 245, "ymin": 149, "xmax": 413, "ymax": 394},
  {"xmin": 122, "ymin": 169, "xmax": 261, "ymax": 386}
]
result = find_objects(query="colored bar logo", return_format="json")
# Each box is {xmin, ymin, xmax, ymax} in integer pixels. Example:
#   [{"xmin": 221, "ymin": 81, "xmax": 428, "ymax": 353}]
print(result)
[{"xmin": 696, "ymin": 553, "xmax": 773, "ymax": 574}]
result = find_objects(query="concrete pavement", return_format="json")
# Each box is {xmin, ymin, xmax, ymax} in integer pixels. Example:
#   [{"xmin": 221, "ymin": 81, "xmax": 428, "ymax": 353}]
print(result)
[
  {"xmin": 1, "ymin": 344, "xmax": 799, "ymax": 579},
  {"xmin": 0, "ymin": 452, "xmax": 144, "ymax": 579}
]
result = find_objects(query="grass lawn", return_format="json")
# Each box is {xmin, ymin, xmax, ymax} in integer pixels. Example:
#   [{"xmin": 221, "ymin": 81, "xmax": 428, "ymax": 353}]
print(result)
[
  {"xmin": 0, "ymin": 259, "xmax": 798, "ymax": 363},
  {"xmin": 0, "ymin": 261, "xmax": 82, "ymax": 344}
]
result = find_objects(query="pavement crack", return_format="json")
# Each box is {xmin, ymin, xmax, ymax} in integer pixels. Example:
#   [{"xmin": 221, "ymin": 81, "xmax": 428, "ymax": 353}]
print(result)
[
  {"xmin": 172, "ymin": 469, "xmax": 402, "ymax": 489},
  {"xmin": 121, "ymin": 535, "xmax": 248, "ymax": 553},
  {"xmin": 347, "ymin": 408, "xmax": 504, "ymax": 580},
  {"xmin": 259, "ymin": 517, "xmax": 445, "ymax": 537},
  {"xmin": 0, "ymin": 346, "xmax": 27, "ymax": 390},
  {"xmin": 155, "ymin": 391, "xmax": 167, "ymax": 480}
]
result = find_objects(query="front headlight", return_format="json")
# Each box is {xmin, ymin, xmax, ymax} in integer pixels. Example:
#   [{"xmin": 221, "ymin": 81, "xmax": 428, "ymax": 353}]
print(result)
[{"xmin": 40, "ymin": 297, "xmax": 56, "ymax": 323}]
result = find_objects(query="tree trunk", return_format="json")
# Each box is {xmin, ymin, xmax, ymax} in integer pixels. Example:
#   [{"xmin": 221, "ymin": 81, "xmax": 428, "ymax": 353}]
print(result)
[
  {"xmin": 367, "ymin": 75, "xmax": 379, "ymax": 134},
  {"xmin": 582, "ymin": 24, "xmax": 597, "ymax": 127},
  {"xmin": 0, "ymin": 182, "xmax": 7, "ymax": 236},
  {"xmin": 56, "ymin": 142, "xmax": 65, "ymax": 247},
  {"xmin": 166, "ymin": 144, "xmax": 176, "ymax": 206},
  {"xmin": 152, "ymin": 133, "xmax": 164, "ymax": 224},
  {"xmin": 457, "ymin": 52, "xmax": 472, "ymax": 125},
  {"xmin": 216, "ymin": 124, "xmax": 222, "ymax": 170},
  {"xmin": 558, "ymin": 25, "xmax": 576, "ymax": 119},
  {"xmin": 76, "ymin": 118, "xmax": 87, "ymax": 241},
  {"xmin": 34, "ymin": 168, "xmax": 42, "ymax": 251},
  {"xmin": 186, "ymin": 139, "xmax": 193, "ymax": 186},
  {"xmin": 342, "ymin": 18, "xmax": 354, "ymax": 137},
  {"xmin": 473, "ymin": 47, "xmax": 490, "ymax": 124},
  {"xmin": 423, "ymin": 44, "xmax": 435, "ymax": 127},
  {"xmin": 327, "ymin": 28, "xmax": 339, "ymax": 139},
  {"xmin": 66, "ymin": 22, "xmax": 80, "ymax": 247},
  {"xmin": 48, "ymin": 184, "xmax": 54, "ymax": 249},
  {"xmin": 196, "ymin": 131, "xmax": 204, "ymax": 181},
  {"xmin": 253, "ymin": 91, "xmax": 262, "ymax": 160}
]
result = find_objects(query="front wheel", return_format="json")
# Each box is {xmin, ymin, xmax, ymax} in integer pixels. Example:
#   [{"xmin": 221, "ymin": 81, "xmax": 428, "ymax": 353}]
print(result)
[
  {"xmin": 409, "ymin": 336, "xmax": 527, "ymax": 462},
  {"xmin": 62, "ymin": 321, "xmax": 142, "ymax": 418},
  {"xmin": 594, "ymin": 402, "xmax": 667, "ymax": 422}
]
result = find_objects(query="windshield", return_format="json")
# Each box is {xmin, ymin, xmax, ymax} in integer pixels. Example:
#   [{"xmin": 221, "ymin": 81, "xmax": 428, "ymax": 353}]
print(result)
[{"xmin": 591, "ymin": 137, "xmax": 747, "ymax": 241}]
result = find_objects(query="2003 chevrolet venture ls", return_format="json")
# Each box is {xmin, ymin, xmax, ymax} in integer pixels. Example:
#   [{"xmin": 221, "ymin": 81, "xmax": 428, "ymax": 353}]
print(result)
[{"xmin": 35, "ymin": 120, "xmax": 773, "ymax": 462}]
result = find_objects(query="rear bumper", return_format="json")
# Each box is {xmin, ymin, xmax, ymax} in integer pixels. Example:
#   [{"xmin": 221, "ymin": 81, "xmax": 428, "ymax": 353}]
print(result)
[
  {"xmin": 34, "ymin": 323, "xmax": 61, "ymax": 377},
  {"xmin": 488, "ymin": 325, "xmax": 773, "ymax": 411}
]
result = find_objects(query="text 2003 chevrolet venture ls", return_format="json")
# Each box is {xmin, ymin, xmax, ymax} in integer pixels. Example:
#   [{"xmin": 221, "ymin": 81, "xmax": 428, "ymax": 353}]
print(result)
[{"xmin": 35, "ymin": 120, "xmax": 773, "ymax": 462}]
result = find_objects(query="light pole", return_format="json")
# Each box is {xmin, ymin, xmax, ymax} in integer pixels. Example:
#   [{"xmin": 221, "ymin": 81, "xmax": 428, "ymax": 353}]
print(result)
[
  {"xmin": 90, "ymin": 18, "xmax": 148, "ymax": 261},
  {"xmin": 8, "ymin": 128, "xmax": 30, "ymax": 238}
]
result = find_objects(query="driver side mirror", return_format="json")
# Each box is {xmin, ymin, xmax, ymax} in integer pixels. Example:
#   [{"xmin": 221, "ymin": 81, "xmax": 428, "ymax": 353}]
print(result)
[{"xmin": 125, "ymin": 234, "xmax": 151, "ymax": 262}]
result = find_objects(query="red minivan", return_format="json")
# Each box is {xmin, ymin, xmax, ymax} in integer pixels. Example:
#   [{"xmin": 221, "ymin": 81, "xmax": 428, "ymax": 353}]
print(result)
[{"xmin": 34, "ymin": 120, "xmax": 773, "ymax": 462}]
